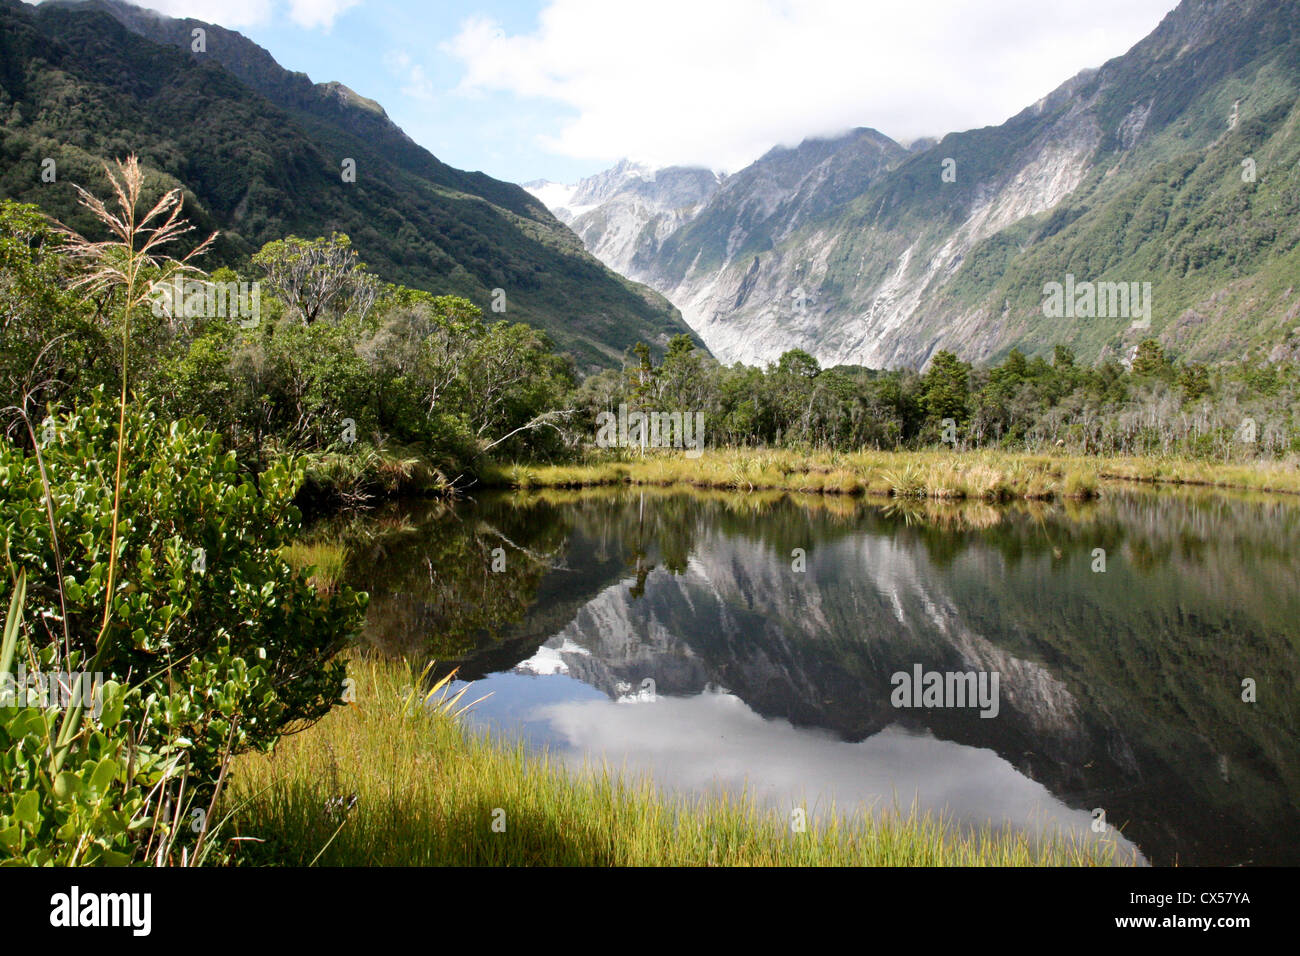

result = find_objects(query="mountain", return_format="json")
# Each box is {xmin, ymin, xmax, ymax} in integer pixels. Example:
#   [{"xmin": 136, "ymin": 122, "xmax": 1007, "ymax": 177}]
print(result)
[
  {"xmin": 0, "ymin": 0, "xmax": 701, "ymax": 370},
  {"xmin": 526, "ymin": 159, "xmax": 724, "ymax": 281},
  {"xmin": 531, "ymin": 0, "xmax": 1300, "ymax": 370}
]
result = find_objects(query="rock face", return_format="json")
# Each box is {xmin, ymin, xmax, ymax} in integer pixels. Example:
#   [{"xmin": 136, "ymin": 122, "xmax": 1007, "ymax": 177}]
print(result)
[
  {"xmin": 529, "ymin": 0, "xmax": 1300, "ymax": 370},
  {"xmin": 527, "ymin": 161, "xmax": 725, "ymax": 281},
  {"xmin": 545, "ymin": 527, "xmax": 1086, "ymax": 752}
]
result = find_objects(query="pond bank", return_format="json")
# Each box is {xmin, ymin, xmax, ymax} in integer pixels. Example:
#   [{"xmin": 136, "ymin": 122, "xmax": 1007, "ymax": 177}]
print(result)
[
  {"xmin": 226, "ymin": 660, "xmax": 1134, "ymax": 866},
  {"xmin": 484, "ymin": 449, "xmax": 1300, "ymax": 500}
]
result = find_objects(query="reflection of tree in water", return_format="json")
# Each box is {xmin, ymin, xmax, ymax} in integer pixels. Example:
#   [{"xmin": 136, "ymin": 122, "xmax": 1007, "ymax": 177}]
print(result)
[
  {"xmin": 340, "ymin": 498, "xmax": 570, "ymax": 660},
  {"xmin": 626, "ymin": 493, "xmax": 654, "ymax": 600},
  {"xmin": 343, "ymin": 492, "xmax": 1300, "ymax": 671},
  {"xmin": 337, "ymin": 486, "xmax": 1300, "ymax": 863}
]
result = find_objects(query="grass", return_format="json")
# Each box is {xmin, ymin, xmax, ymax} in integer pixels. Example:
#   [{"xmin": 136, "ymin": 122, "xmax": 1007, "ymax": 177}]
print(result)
[
  {"xmin": 297, "ymin": 443, "xmax": 449, "ymax": 511},
  {"xmin": 1091, "ymin": 454, "xmax": 1300, "ymax": 495},
  {"xmin": 225, "ymin": 659, "xmax": 1135, "ymax": 866},
  {"xmin": 280, "ymin": 540, "xmax": 348, "ymax": 594},
  {"xmin": 484, "ymin": 448, "xmax": 1300, "ymax": 500},
  {"xmin": 486, "ymin": 449, "xmax": 1094, "ymax": 500}
]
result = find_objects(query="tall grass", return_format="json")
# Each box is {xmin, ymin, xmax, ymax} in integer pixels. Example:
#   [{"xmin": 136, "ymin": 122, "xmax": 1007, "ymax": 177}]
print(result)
[
  {"xmin": 226, "ymin": 660, "xmax": 1134, "ymax": 867},
  {"xmin": 280, "ymin": 540, "xmax": 348, "ymax": 594},
  {"xmin": 297, "ymin": 444, "xmax": 448, "ymax": 511},
  {"xmin": 487, "ymin": 447, "xmax": 1300, "ymax": 500},
  {"xmin": 488, "ymin": 449, "xmax": 1104, "ymax": 500}
]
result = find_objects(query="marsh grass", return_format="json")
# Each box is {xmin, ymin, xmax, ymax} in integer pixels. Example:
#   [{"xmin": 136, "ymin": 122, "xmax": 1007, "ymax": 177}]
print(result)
[
  {"xmin": 486, "ymin": 448, "xmax": 1300, "ymax": 500},
  {"xmin": 281, "ymin": 540, "xmax": 348, "ymax": 594},
  {"xmin": 488, "ymin": 449, "xmax": 1104, "ymax": 500},
  {"xmin": 227, "ymin": 660, "xmax": 1134, "ymax": 867},
  {"xmin": 298, "ymin": 444, "xmax": 448, "ymax": 511},
  {"xmin": 1094, "ymin": 455, "xmax": 1300, "ymax": 495}
]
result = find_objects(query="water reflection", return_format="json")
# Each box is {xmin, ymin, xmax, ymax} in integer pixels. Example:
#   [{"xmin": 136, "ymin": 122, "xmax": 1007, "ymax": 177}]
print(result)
[{"xmin": 341, "ymin": 487, "xmax": 1300, "ymax": 865}]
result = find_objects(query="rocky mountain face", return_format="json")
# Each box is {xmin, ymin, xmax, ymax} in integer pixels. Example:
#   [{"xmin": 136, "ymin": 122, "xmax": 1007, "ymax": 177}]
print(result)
[
  {"xmin": 0, "ymin": 0, "xmax": 699, "ymax": 369},
  {"xmin": 526, "ymin": 160, "xmax": 724, "ymax": 281},
  {"xmin": 531, "ymin": 0, "xmax": 1300, "ymax": 370}
]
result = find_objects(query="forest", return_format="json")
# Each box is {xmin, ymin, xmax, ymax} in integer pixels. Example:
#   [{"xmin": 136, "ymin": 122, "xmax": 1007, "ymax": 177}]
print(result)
[{"xmin": 6, "ymin": 189, "xmax": 1296, "ymax": 511}]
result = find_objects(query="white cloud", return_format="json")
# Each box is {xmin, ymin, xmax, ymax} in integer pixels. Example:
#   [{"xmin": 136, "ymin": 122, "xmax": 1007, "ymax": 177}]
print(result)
[
  {"xmin": 79, "ymin": 0, "xmax": 273, "ymax": 27},
  {"xmin": 446, "ymin": 0, "xmax": 1181, "ymax": 172},
  {"xmin": 384, "ymin": 49, "xmax": 436, "ymax": 102},
  {"xmin": 285, "ymin": 0, "xmax": 360, "ymax": 30},
  {"xmin": 73, "ymin": 0, "xmax": 358, "ymax": 30}
]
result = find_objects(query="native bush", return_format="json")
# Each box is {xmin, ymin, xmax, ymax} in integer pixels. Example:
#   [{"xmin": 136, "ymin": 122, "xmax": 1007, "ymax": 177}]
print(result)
[{"xmin": 0, "ymin": 394, "xmax": 367, "ymax": 863}]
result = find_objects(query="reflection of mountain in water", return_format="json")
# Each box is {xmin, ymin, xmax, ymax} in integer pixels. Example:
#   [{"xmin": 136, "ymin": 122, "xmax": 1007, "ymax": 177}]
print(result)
[{"xmin": 348, "ymin": 489, "xmax": 1300, "ymax": 866}]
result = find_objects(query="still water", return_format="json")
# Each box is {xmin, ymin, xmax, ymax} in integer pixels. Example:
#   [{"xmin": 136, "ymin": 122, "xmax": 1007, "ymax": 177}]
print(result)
[{"xmin": 342, "ymin": 487, "xmax": 1300, "ymax": 865}]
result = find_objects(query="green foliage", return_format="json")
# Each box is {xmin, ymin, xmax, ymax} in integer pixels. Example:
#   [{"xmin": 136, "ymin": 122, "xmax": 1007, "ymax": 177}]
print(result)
[
  {"xmin": 0, "ymin": 396, "xmax": 368, "ymax": 863},
  {"xmin": 571, "ymin": 341, "xmax": 1300, "ymax": 461},
  {"xmin": 921, "ymin": 351, "xmax": 971, "ymax": 426},
  {"xmin": 1130, "ymin": 339, "xmax": 1170, "ymax": 379},
  {"xmin": 0, "ymin": 574, "xmax": 168, "ymax": 864},
  {"xmin": 251, "ymin": 233, "xmax": 378, "ymax": 325},
  {"xmin": 0, "ymin": 0, "xmax": 697, "ymax": 370},
  {"xmin": 0, "ymin": 200, "xmax": 112, "ymax": 419},
  {"xmin": 137, "ymin": 260, "xmax": 577, "ymax": 495}
]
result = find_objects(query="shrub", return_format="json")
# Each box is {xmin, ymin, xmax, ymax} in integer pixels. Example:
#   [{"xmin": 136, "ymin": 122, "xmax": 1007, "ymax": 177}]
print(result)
[{"xmin": 0, "ymin": 393, "xmax": 367, "ymax": 863}]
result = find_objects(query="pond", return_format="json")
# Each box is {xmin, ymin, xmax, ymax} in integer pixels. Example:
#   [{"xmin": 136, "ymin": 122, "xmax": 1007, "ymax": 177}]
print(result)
[{"xmin": 340, "ymin": 485, "xmax": 1300, "ymax": 866}]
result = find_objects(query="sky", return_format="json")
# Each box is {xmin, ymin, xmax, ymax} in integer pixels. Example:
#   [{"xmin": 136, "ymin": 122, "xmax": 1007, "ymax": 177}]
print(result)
[{"xmin": 62, "ymin": 0, "xmax": 1184, "ymax": 185}]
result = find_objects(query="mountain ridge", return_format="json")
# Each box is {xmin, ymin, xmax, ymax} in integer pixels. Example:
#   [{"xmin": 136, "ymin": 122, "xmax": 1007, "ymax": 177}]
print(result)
[
  {"xmin": 0, "ymin": 0, "xmax": 702, "ymax": 369},
  {"xmin": 529, "ymin": 0, "xmax": 1300, "ymax": 371}
]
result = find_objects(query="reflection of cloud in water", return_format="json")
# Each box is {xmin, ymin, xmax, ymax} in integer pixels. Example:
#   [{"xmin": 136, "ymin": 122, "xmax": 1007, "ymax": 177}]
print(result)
[
  {"xmin": 532, "ymin": 687, "xmax": 1143, "ymax": 862},
  {"xmin": 513, "ymin": 638, "xmax": 589, "ymax": 676}
]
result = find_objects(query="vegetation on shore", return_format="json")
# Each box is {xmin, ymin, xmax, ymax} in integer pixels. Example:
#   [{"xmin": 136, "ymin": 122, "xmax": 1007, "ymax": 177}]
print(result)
[
  {"xmin": 572, "ymin": 335, "xmax": 1300, "ymax": 461},
  {"xmin": 227, "ymin": 659, "xmax": 1133, "ymax": 867},
  {"xmin": 488, "ymin": 447, "xmax": 1300, "ymax": 499},
  {"xmin": 0, "ymin": 160, "xmax": 367, "ymax": 865},
  {"xmin": 280, "ymin": 539, "xmax": 349, "ymax": 594}
]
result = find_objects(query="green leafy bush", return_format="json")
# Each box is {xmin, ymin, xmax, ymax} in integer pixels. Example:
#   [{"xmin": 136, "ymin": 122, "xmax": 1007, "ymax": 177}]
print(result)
[{"xmin": 0, "ymin": 394, "xmax": 367, "ymax": 863}]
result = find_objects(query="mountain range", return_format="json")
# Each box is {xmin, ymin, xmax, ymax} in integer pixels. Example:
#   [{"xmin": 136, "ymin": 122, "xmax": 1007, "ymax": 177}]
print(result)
[
  {"xmin": 0, "ymin": 0, "xmax": 699, "ymax": 370},
  {"xmin": 528, "ymin": 0, "xmax": 1300, "ymax": 371},
  {"xmin": 4, "ymin": 0, "xmax": 1298, "ymax": 375}
]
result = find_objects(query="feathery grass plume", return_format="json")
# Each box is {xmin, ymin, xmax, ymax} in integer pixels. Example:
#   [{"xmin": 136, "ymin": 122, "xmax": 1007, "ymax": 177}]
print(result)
[
  {"xmin": 45, "ymin": 155, "xmax": 216, "ymax": 774},
  {"xmin": 53, "ymin": 157, "xmax": 216, "ymax": 320}
]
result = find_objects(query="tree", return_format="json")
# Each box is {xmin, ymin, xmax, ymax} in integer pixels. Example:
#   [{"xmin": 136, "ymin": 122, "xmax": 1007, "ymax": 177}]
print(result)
[
  {"xmin": 1179, "ymin": 362, "xmax": 1211, "ymax": 401},
  {"xmin": 921, "ymin": 350, "xmax": 970, "ymax": 425},
  {"xmin": 625, "ymin": 342, "xmax": 655, "ymax": 409},
  {"xmin": 0, "ymin": 201, "xmax": 109, "ymax": 424},
  {"xmin": 252, "ymin": 233, "xmax": 379, "ymax": 325},
  {"xmin": 658, "ymin": 334, "xmax": 707, "ymax": 412},
  {"xmin": 1131, "ymin": 338, "xmax": 1170, "ymax": 378},
  {"xmin": 768, "ymin": 350, "xmax": 821, "ymax": 444}
]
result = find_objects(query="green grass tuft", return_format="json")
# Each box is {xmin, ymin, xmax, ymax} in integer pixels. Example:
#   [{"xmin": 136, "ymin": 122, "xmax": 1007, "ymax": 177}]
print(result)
[{"xmin": 226, "ymin": 660, "xmax": 1136, "ymax": 867}]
